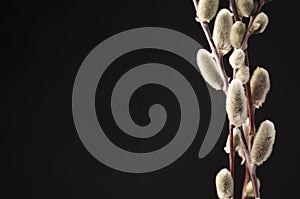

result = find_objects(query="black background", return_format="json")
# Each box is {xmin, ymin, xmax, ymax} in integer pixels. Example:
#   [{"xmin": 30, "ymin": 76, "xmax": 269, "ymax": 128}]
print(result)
[{"xmin": 1, "ymin": 0, "xmax": 299, "ymax": 198}]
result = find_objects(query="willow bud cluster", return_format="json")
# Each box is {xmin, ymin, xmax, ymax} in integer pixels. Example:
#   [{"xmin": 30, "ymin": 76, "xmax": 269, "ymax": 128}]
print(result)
[{"xmin": 193, "ymin": 0, "xmax": 275, "ymax": 198}]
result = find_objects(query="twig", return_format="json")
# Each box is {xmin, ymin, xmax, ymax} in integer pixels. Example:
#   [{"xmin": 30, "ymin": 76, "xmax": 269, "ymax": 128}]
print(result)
[
  {"xmin": 241, "ymin": 16, "xmax": 253, "ymax": 51},
  {"xmin": 238, "ymin": 127, "xmax": 260, "ymax": 198},
  {"xmin": 244, "ymin": 49, "xmax": 255, "ymax": 136},
  {"xmin": 241, "ymin": 165, "xmax": 250, "ymax": 199},
  {"xmin": 229, "ymin": 0, "xmax": 241, "ymax": 21},
  {"xmin": 193, "ymin": 2, "xmax": 231, "ymax": 189},
  {"xmin": 229, "ymin": 124, "xmax": 234, "ymax": 177},
  {"xmin": 240, "ymin": 2, "xmax": 265, "ymax": 197},
  {"xmin": 241, "ymin": 49, "xmax": 257, "ymax": 199},
  {"xmin": 241, "ymin": 1, "xmax": 265, "ymax": 50}
]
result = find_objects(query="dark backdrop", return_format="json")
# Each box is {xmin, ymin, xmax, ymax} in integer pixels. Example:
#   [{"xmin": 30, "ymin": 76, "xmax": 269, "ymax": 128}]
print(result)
[{"xmin": 1, "ymin": 0, "xmax": 299, "ymax": 198}]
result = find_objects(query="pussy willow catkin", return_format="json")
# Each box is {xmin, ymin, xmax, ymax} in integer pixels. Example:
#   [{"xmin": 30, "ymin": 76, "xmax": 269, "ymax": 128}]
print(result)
[
  {"xmin": 196, "ymin": 0, "xmax": 220, "ymax": 22},
  {"xmin": 213, "ymin": 9, "xmax": 233, "ymax": 55},
  {"xmin": 236, "ymin": 66, "xmax": 250, "ymax": 84},
  {"xmin": 193, "ymin": 0, "xmax": 275, "ymax": 198},
  {"xmin": 197, "ymin": 49, "xmax": 224, "ymax": 90},
  {"xmin": 226, "ymin": 79, "xmax": 248, "ymax": 127},
  {"xmin": 215, "ymin": 168, "xmax": 234, "ymax": 199},
  {"xmin": 246, "ymin": 179, "xmax": 261, "ymax": 198},
  {"xmin": 235, "ymin": 0, "xmax": 254, "ymax": 17},
  {"xmin": 250, "ymin": 67, "xmax": 271, "ymax": 108},
  {"xmin": 229, "ymin": 49, "xmax": 245, "ymax": 68},
  {"xmin": 230, "ymin": 21, "xmax": 246, "ymax": 49},
  {"xmin": 250, "ymin": 120, "xmax": 276, "ymax": 165},
  {"xmin": 250, "ymin": 12, "xmax": 269, "ymax": 34}
]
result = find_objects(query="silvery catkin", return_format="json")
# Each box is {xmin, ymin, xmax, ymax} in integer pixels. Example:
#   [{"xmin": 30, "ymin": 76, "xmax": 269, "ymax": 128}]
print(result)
[
  {"xmin": 196, "ymin": 0, "xmax": 220, "ymax": 22},
  {"xmin": 197, "ymin": 49, "xmax": 224, "ymax": 90},
  {"xmin": 229, "ymin": 49, "xmax": 245, "ymax": 68},
  {"xmin": 236, "ymin": 66, "xmax": 250, "ymax": 84},
  {"xmin": 212, "ymin": 9, "xmax": 233, "ymax": 55},
  {"xmin": 246, "ymin": 179, "xmax": 261, "ymax": 198},
  {"xmin": 250, "ymin": 67, "xmax": 271, "ymax": 108},
  {"xmin": 250, "ymin": 12, "xmax": 269, "ymax": 34},
  {"xmin": 215, "ymin": 168, "xmax": 234, "ymax": 199},
  {"xmin": 230, "ymin": 21, "xmax": 246, "ymax": 49},
  {"xmin": 250, "ymin": 120, "xmax": 276, "ymax": 165},
  {"xmin": 236, "ymin": 0, "xmax": 254, "ymax": 17},
  {"xmin": 226, "ymin": 79, "xmax": 248, "ymax": 127}
]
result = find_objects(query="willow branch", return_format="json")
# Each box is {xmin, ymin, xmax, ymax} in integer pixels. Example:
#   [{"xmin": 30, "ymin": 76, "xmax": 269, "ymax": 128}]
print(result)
[
  {"xmin": 241, "ymin": 165, "xmax": 250, "ymax": 199},
  {"xmin": 193, "ymin": 0, "xmax": 229, "ymax": 93},
  {"xmin": 240, "ymin": 2, "xmax": 265, "ymax": 197},
  {"xmin": 238, "ymin": 127, "xmax": 260, "ymax": 198},
  {"xmin": 192, "ymin": 3, "xmax": 233, "ymax": 190}
]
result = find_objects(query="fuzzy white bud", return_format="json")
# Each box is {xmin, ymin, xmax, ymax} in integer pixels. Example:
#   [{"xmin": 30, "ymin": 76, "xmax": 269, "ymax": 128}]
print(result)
[
  {"xmin": 197, "ymin": 49, "xmax": 224, "ymax": 90},
  {"xmin": 250, "ymin": 12, "xmax": 269, "ymax": 34},
  {"xmin": 230, "ymin": 21, "xmax": 246, "ymax": 49},
  {"xmin": 250, "ymin": 67, "xmax": 271, "ymax": 108},
  {"xmin": 236, "ymin": 66, "xmax": 250, "ymax": 84},
  {"xmin": 213, "ymin": 9, "xmax": 233, "ymax": 55},
  {"xmin": 229, "ymin": 49, "xmax": 245, "ymax": 68},
  {"xmin": 236, "ymin": 0, "xmax": 254, "ymax": 17},
  {"xmin": 226, "ymin": 79, "xmax": 248, "ymax": 127},
  {"xmin": 196, "ymin": 0, "xmax": 220, "ymax": 22},
  {"xmin": 250, "ymin": 120, "xmax": 276, "ymax": 165},
  {"xmin": 215, "ymin": 168, "xmax": 234, "ymax": 199},
  {"xmin": 246, "ymin": 179, "xmax": 261, "ymax": 198}
]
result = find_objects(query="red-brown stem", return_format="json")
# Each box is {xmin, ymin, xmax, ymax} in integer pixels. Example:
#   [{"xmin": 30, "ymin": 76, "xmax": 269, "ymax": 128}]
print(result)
[
  {"xmin": 241, "ymin": 166, "xmax": 250, "ymax": 199},
  {"xmin": 229, "ymin": 124, "xmax": 234, "ymax": 178},
  {"xmin": 244, "ymin": 50, "xmax": 255, "ymax": 136},
  {"xmin": 229, "ymin": 0, "xmax": 241, "ymax": 21},
  {"xmin": 241, "ymin": 16, "xmax": 253, "ymax": 51}
]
